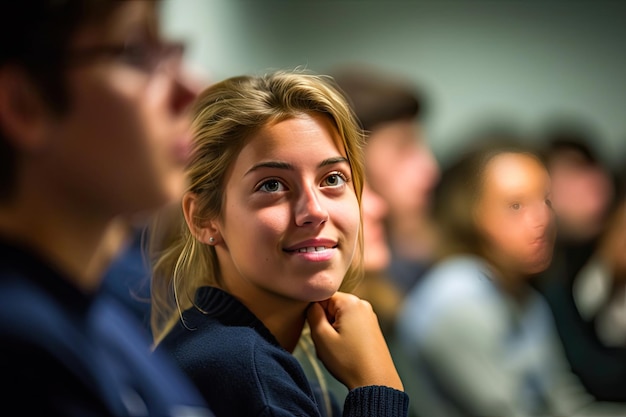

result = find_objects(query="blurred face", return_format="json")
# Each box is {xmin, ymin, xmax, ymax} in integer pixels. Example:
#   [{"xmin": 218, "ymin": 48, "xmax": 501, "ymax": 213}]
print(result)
[
  {"xmin": 42, "ymin": 1, "xmax": 196, "ymax": 217},
  {"xmin": 362, "ymin": 182, "xmax": 391, "ymax": 272},
  {"xmin": 475, "ymin": 153, "xmax": 556, "ymax": 278},
  {"xmin": 549, "ymin": 149, "xmax": 614, "ymax": 241},
  {"xmin": 213, "ymin": 113, "xmax": 360, "ymax": 308},
  {"xmin": 364, "ymin": 119, "xmax": 439, "ymax": 218}
]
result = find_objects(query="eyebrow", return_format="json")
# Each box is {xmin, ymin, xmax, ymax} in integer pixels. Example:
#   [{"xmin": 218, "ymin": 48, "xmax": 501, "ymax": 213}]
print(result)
[{"xmin": 244, "ymin": 156, "xmax": 349, "ymax": 176}]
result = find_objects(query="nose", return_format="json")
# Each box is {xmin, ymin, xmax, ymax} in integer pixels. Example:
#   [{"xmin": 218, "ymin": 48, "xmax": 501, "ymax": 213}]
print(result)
[
  {"xmin": 529, "ymin": 201, "xmax": 554, "ymax": 230},
  {"xmin": 421, "ymin": 147, "xmax": 441, "ymax": 185},
  {"xmin": 170, "ymin": 66, "xmax": 201, "ymax": 115},
  {"xmin": 159, "ymin": 45, "xmax": 204, "ymax": 115},
  {"xmin": 295, "ymin": 187, "xmax": 329, "ymax": 227}
]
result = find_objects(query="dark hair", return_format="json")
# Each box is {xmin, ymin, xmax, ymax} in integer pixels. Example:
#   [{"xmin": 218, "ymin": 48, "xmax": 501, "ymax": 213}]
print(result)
[
  {"xmin": 542, "ymin": 130, "xmax": 600, "ymax": 167},
  {"xmin": 0, "ymin": 1, "xmax": 127, "ymax": 109},
  {"xmin": 329, "ymin": 65, "xmax": 425, "ymax": 133},
  {"xmin": 537, "ymin": 116, "xmax": 609, "ymax": 168},
  {"xmin": 0, "ymin": 0, "xmax": 125, "ymax": 200}
]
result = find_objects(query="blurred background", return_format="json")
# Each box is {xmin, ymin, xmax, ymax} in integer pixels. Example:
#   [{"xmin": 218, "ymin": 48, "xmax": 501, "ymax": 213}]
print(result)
[{"xmin": 161, "ymin": 0, "xmax": 626, "ymax": 169}]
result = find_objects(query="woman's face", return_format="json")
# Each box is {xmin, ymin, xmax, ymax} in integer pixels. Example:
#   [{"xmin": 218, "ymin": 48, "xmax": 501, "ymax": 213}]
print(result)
[
  {"xmin": 475, "ymin": 153, "xmax": 556, "ymax": 278},
  {"xmin": 213, "ymin": 113, "xmax": 360, "ymax": 307}
]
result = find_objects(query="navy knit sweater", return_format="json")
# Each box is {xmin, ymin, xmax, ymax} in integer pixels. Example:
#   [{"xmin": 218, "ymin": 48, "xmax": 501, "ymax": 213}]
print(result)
[
  {"xmin": 155, "ymin": 286, "xmax": 409, "ymax": 417},
  {"xmin": 0, "ymin": 238, "xmax": 212, "ymax": 417}
]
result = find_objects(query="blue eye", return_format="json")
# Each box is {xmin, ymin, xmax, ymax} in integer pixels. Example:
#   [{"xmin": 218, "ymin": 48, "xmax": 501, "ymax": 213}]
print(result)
[
  {"xmin": 258, "ymin": 179, "xmax": 285, "ymax": 193},
  {"xmin": 323, "ymin": 172, "xmax": 348, "ymax": 187}
]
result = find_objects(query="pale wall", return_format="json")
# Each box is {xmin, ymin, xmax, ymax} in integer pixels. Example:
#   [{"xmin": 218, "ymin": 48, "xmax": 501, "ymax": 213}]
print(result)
[{"xmin": 161, "ymin": 0, "xmax": 626, "ymax": 168}]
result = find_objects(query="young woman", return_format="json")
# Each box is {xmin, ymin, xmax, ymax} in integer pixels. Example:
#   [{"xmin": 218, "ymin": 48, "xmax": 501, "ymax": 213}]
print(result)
[
  {"xmin": 150, "ymin": 70, "xmax": 408, "ymax": 417},
  {"xmin": 395, "ymin": 138, "xmax": 626, "ymax": 417}
]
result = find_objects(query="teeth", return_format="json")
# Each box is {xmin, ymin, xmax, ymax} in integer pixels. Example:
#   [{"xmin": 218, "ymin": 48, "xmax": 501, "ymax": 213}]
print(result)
[{"xmin": 297, "ymin": 246, "xmax": 327, "ymax": 253}]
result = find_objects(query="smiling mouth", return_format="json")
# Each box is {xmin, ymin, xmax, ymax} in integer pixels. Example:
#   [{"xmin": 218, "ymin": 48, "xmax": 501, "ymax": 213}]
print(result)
[{"xmin": 285, "ymin": 245, "xmax": 337, "ymax": 253}]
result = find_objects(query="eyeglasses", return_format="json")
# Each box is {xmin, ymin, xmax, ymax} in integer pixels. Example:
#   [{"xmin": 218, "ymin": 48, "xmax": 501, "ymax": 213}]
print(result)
[{"xmin": 68, "ymin": 40, "xmax": 185, "ymax": 74}]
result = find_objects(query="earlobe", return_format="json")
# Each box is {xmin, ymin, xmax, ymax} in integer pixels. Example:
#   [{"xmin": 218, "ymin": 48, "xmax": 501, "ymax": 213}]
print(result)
[
  {"xmin": 0, "ymin": 66, "xmax": 50, "ymax": 151},
  {"xmin": 181, "ymin": 191, "xmax": 220, "ymax": 245}
]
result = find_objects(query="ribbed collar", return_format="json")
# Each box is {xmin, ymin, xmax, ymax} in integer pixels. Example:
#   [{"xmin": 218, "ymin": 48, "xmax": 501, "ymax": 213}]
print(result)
[{"xmin": 189, "ymin": 286, "xmax": 281, "ymax": 347}]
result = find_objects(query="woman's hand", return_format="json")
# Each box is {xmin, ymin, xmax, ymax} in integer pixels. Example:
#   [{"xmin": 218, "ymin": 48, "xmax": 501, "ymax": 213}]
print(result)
[{"xmin": 306, "ymin": 291, "xmax": 404, "ymax": 391}]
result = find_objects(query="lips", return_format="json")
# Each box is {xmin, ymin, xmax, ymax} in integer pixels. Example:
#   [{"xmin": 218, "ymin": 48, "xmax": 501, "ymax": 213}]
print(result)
[
  {"xmin": 294, "ymin": 246, "xmax": 332, "ymax": 253},
  {"xmin": 531, "ymin": 235, "xmax": 550, "ymax": 246},
  {"xmin": 283, "ymin": 238, "xmax": 338, "ymax": 253}
]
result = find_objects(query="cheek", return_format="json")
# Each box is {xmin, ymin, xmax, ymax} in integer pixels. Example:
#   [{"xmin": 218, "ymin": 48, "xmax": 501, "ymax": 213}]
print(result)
[
  {"xmin": 76, "ymin": 71, "xmax": 146, "ymax": 129},
  {"xmin": 481, "ymin": 216, "xmax": 524, "ymax": 253},
  {"xmin": 485, "ymin": 218, "xmax": 553, "ymax": 271},
  {"xmin": 59, "ymin": 85, "xmax": 167, "ymax": 207},
  {"xmin": 344, "ymin": 198, "xmax": 362, "ymax": 237},
  {"xmin": 232, "ymin": 206, "xmax": 290, "ymax": 247},
  {"xmin": 328, "ymin": 196, "xmax": 360, "ymax": 254},
  {"xmin": 73, "ymin": 78, "xmax": 157, "ymax": 176}
]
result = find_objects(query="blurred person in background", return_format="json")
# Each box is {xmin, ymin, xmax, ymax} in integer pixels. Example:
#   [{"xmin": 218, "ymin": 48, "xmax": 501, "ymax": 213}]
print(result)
[
  {"xmin": 353, "ymin": 182, "xmax": 400, "ymax": 336},
  {"xmin": 0, "ymin": 0, "xmax": 214, "ymax": 415},
  {"xmin": 573, "ymin": 167, "xmax": 626, "ymax": 349},
  {"xmin": 330, "ymin": 65, "xmax": 440, "ymax": 300},
  {"xmin": 566, "ymin": 170, "xmax": 626, "ymax": 401},
  {"xmin": 99, "ymin": 56, "xmax": 210, "ymax": 340},
  {"xmin": 532, "ymin": 125, "xmax": 626, "ymax": 402},
  {"xmin": 395, "ymin": 135, "xmax": 626, "ymax": 417},
  {"xmin": 535, "ymin": 126, "xmax": 616, "ymax": 277}
]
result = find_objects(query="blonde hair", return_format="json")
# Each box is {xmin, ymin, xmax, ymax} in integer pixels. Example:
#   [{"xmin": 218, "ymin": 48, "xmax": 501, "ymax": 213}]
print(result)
[{"xmin": 150, "ymin": 69, "xmax": 366, "ymax": 344}]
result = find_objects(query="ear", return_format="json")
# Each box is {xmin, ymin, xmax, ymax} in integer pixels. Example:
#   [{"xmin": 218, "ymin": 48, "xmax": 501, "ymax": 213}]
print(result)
[
  {"xmin": 182, "ymin": 191, "xmax": 221, "ymax": 245},
  {"xmin": 0, "ymin": 66, "xmax": 51, "ymax": 151}
]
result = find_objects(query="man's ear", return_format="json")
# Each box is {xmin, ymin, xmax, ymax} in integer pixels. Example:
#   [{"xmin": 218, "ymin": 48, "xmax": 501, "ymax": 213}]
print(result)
[
  {"xmin": 0, "ymin": 66, "xmax": 51, "ymax": 151},
  {"xmin": 182, "ymin": 191, "xmax": 221, "ymax": 245}
]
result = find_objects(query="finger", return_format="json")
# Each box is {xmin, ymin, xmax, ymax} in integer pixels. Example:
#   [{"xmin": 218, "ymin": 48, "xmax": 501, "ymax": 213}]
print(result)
[{"xmin": 306, "ymin": 302, "xmax": 330, "ymax": 332}]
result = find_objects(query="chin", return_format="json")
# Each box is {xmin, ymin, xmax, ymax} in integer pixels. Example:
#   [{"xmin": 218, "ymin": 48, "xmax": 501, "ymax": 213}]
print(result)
[
  {"xmin": 525, "ymin": 256, "xmax": 553, "ymax": 275},
  {"xmin": 303, "ymin": 283, "xmax": 342, "ymax": 302}
]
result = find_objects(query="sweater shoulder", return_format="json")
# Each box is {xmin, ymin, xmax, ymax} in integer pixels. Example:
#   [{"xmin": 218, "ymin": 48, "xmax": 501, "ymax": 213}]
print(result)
[{"xmin": 156, "ymin": 313, "xmax": 320, "ymax": 416}]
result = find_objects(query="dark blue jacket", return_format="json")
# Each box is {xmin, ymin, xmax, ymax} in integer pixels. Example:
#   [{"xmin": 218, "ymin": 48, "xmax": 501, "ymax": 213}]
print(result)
[
  {"xmin": 156, "ymin": 286, "xmax": 409, "ymax": 417},
  {"xmin": 0, "ymin": 238, "xmax": 213, "ymax": 417}
]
